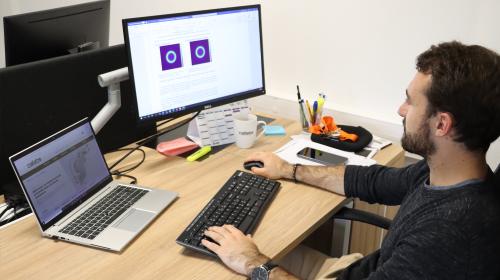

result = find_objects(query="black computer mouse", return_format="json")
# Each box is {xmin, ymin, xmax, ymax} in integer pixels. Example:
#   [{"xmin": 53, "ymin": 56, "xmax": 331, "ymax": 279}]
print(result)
[{"xmin": 243, "ymin": 160, "xmax": 264, "ymax": 170}]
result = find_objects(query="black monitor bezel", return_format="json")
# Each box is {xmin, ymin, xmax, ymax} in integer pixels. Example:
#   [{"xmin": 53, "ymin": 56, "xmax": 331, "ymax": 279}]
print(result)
[
  {"xmin": 3, "ymin": 0, "xmax": 110, "ymax": 67},
  {"xmin": 122, "ymin": 4, "xmax": 266, "ymax": 123}
]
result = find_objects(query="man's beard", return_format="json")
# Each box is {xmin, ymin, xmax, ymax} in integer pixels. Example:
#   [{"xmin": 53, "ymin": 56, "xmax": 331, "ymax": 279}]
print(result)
[{"xmin": 401, "ymin": 118, "xmax": 436, "ymax": 158}]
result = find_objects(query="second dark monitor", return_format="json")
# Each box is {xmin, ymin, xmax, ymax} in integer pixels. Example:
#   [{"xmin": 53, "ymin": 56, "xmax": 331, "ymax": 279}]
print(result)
[
  {"xmin": 0, "ymin": 44, "xmax": 156, "ymax": 200},
  {"xmin": 3, "ymin": 0, "xmax": 110, "ymax": 67}
]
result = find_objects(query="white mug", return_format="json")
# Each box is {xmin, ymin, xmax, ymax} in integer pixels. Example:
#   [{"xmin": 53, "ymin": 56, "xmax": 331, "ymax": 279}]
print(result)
[{"xmin": 233, "ymin": 113, "xmax": 267, "ymax": 149}]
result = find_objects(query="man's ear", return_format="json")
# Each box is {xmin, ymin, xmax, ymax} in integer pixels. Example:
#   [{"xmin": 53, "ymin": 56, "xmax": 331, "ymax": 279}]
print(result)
[{"xmin": 435, "ymin": 112, "xmax": 454, "ymax": 137}]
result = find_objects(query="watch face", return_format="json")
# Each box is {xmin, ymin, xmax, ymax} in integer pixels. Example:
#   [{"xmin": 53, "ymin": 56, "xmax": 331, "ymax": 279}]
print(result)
[{"xmin": 251, "ymin": 266, "xmax": 269, "ymax": 280}]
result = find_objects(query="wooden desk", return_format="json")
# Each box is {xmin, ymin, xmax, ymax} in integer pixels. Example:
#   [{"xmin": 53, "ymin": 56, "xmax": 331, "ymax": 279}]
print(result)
[{"xmin": 0, "ymin": 117, "xmax": 403, "ymax": 279}]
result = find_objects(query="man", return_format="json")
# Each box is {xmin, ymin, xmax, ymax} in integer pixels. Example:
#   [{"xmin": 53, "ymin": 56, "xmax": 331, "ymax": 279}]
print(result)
[{"xmin": 202, "ymin": 41, "xmax": 500, "ymax": 279}]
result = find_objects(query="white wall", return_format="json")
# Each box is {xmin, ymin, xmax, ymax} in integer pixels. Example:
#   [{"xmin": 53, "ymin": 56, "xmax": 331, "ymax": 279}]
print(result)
[{"xmin": 0, "ymin": 0, "xmax": 498, "ymax": 167}]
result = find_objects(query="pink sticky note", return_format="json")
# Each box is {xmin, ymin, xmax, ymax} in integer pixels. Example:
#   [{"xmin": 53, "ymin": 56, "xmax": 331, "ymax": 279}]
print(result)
[{"xmin": 156, "ymin": 137, "xmax": 199, "ymax": 156}]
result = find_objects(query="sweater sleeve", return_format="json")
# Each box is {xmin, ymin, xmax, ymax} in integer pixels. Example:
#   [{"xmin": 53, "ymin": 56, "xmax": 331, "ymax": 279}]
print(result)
[
  {"xmin": 344, "ymin": 160, "xmax": 428, "ymax": 205},
  {"xmin": 363, "ymin": 219, "xmax": 469, "ymax": 280}
]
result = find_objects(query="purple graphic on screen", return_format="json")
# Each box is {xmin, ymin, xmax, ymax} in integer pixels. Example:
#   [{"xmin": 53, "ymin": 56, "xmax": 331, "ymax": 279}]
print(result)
[
  {"xmin": 190, "ymin": 39, "xmax": 211, "ymax": 65},
  {"xmin": 160, "ymin": 44, "xmax": 182, "ymax": 71}
]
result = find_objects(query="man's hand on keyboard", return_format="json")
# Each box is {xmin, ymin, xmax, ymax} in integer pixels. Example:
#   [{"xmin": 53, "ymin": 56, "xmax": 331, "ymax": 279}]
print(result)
[
  {"xmin": 245, "ymin": 152, "xmax": 293, "ymax": 180},
  {"xmin": 202, "ymin": 224, "xmax": 270, "ymax": 277}
]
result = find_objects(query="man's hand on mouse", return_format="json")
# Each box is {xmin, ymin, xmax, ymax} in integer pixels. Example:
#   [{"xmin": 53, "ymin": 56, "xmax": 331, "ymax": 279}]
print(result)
[{"xmin": 245, "ymin": 152, "xmax": 293, "ymax": 180}]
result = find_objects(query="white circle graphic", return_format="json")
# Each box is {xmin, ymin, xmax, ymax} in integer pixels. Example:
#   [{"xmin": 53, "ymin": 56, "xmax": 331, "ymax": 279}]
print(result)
[
  {"xmin": 195, "ymin": 46, "xmax": 206, "ymax": 59},
  {"xmin": 166, "ymin": 50, "xmax": 177, "ymax": 64}
]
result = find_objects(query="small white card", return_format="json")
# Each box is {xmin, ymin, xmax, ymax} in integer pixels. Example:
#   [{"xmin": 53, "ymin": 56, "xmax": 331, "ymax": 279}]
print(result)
[
  {"xmin": 187, "ymin": 100, "xmax": 250, "ymax": 147},
  {"xmin": 367, "ymin": 135, "xmax": 392, "ymax": 150}
]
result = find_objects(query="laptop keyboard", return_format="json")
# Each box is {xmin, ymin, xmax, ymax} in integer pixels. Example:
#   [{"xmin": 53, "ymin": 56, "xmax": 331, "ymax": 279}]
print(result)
[{"xmin": 59, "ymin": 185, "xmax": 148, "ymax": 240}]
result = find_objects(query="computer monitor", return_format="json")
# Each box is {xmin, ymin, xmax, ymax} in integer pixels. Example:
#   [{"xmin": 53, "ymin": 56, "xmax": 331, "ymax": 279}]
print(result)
[
  {"xmin": 3, "ymin": 0, "xmax": 110, "ymax": 67},
  {"xmin": 0, "ymin": 45, "xmax": 156, "ymax": 201},
  {"xmin": 122, "ymin": 5, "xmax": 265, "ymax": 122}
]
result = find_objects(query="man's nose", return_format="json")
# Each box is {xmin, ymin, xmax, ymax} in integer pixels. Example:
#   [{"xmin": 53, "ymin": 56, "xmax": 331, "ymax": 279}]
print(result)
[{"xmin": 398, "ymin": 103, "xmax": 408, "ymax": 117}]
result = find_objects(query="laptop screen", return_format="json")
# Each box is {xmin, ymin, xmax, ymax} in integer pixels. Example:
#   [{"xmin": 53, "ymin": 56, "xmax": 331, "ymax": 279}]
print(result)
[{"xmin": 11, "ymin": 120, "xmax": 110, "ymax": 228}]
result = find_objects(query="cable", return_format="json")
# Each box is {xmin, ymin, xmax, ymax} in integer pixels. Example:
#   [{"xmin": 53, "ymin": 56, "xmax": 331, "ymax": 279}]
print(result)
[
  {"xmin": 108, "ymin": 111, "xmax": 201, "ymax": 172},
  {"xmin": 111, "ymin": 174, "xmax": 138, "ymax": 185},
  {"xmin": 1, "ymin": 194, "xmax": 32, "ymax": 226},
  {"xmin": 6, "ymin": 206, "xmax": 17, "ymax": 223},
  {"xmin": 111, "ymin": 148, "xmax": 146, "ymax": 174},
  {"xmin": 0, "ymin": 205, "xmax": 13, "ymax": 221},
  {"xmin": 109, "ymin": 147, "xmax": 145, "ymax": 184}
]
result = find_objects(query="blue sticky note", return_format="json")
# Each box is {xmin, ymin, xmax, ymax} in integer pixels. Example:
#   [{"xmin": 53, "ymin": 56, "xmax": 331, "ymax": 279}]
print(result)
[{"xmin": 264, "ymin": 125, "xmax": 286, "ymax": 136}]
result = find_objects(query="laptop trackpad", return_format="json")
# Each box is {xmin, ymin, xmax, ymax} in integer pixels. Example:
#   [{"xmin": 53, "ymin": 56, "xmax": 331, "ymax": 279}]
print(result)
[{"xmin": 113, "ymin": 209, "xmax": 155, "ymax": 232}]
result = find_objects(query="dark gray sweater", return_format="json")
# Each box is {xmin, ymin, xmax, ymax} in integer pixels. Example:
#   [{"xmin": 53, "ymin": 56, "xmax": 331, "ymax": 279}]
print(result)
[{"xmin": 339, "ymin": 160, "xmax": 500, "ymax": 279}]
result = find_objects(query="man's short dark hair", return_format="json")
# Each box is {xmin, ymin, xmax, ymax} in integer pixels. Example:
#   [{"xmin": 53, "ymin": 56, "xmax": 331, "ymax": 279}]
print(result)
[{"xmin": 416, "ymin": 41, "xmax": 500, "ymax": 152}]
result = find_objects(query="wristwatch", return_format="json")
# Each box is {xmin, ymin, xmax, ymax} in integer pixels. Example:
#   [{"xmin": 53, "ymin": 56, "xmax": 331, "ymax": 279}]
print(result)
[{"xmin": 250, "ymin": 261, "xmax": 278, "ymax": 280}]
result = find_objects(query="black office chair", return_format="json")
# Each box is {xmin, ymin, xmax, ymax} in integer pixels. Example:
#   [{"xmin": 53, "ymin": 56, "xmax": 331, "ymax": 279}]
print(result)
[
  {"xmin": 333, "ymin": 163, "xmax": 500, "ymax": 231},
  {"xmin": 333, "ymin": 204, "xmax": 392, "ymax": 230}
]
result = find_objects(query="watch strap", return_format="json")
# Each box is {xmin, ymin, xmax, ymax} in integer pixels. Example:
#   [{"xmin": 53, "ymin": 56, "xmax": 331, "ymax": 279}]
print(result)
[
  {"xmin": 262, "ymin": 261, "xmax": 278, "ymax": 272},
  {"xmin": 250, "ymin": 260, "xmax": 279, "ymax": 280}
]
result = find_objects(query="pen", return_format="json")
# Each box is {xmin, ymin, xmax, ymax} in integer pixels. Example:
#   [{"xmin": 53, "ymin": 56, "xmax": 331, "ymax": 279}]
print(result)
[
  {"xmin": 318, "ymin": 93, "xmax": 325, "ymax": 108},
  {"xmin": 317, "ymin": 93, "xmax": 325, "ymax": 125},
  {"xmin": 296, "ymin": 85, "xmax": 302, "ymax": 101},
  {"xmin": 313, "ymin": 101, "xmax": 318, "ymax": 125},
  {"xmin": 305, "ymin": 100, "xmax": 313, "ymax": 123},
  {"xmin": 300, "ymin": 100, "xmax": 311, "ymax": 128},
  {"xmin": 296, "ymin": 85, "xmax": 310, "ymax": 128}
]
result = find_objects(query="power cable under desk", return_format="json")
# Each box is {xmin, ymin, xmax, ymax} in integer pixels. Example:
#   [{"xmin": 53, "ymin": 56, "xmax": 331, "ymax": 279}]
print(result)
[{"xmin": 0, "ymin": 198, "xmax": 32, "ymax": 228}]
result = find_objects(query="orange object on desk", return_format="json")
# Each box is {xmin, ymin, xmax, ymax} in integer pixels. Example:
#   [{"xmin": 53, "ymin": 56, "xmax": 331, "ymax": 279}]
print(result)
[{"xmin": 309, "ymin": 116, "xmax": 358, "ymax": 142}]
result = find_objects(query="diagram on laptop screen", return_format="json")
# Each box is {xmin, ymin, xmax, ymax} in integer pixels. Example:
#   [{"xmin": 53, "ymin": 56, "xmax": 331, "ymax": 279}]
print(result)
[{"xmin": 14, "ymin": 124, "xmax": 109, "ymax": 224}]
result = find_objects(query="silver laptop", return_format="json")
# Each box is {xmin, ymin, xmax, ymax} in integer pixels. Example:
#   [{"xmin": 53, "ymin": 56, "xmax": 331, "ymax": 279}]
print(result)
[{"xmin": 9, "ymin": 118, "xmax": 177, "ymax": 251}]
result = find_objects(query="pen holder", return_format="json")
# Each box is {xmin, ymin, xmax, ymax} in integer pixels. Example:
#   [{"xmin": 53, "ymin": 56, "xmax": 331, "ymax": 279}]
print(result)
[
  {"xmin": 299, "ymin": 103, "xmax": 309, "ymax": 132},
  {"xmin": 310, "ymin": 125, "xmax": 373, "ymax": 152}
]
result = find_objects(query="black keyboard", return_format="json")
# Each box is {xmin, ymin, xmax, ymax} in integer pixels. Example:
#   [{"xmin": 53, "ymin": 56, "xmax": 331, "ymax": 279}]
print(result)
[
  {"xmin": 59, "ymin": 185, "xmax": 148, "ymax": 240},
  {"xmin": 176, "ymin": 170, "xmax": 280, "ymax": 257}
]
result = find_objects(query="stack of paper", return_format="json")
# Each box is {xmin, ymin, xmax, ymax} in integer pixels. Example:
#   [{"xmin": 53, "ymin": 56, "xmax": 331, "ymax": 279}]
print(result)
[{"xmin": 274, "ymin": 137, "xmax": 376, "ymax": 167}]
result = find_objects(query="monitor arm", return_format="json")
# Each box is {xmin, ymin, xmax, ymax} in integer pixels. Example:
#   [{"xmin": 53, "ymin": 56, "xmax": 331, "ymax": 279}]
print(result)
[{"xmin": 91, "ymin": 67, "xmax": 128, "ymax": 134}]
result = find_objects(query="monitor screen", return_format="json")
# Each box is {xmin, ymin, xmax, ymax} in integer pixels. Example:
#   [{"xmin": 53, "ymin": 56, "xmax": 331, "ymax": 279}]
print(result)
[
  {"xmin": 3, "ymin": 0, "xmax": 110, "ymax": 66},
  {"xmin": 122, "ymin": 5, "xmax": 265, "ymax": 122}
]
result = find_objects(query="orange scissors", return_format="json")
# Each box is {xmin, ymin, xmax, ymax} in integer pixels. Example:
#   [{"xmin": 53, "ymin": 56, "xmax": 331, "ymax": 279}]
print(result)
[{"xmin": 309, "ymin": 116, "xmax": 358, "ymax": 142}]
